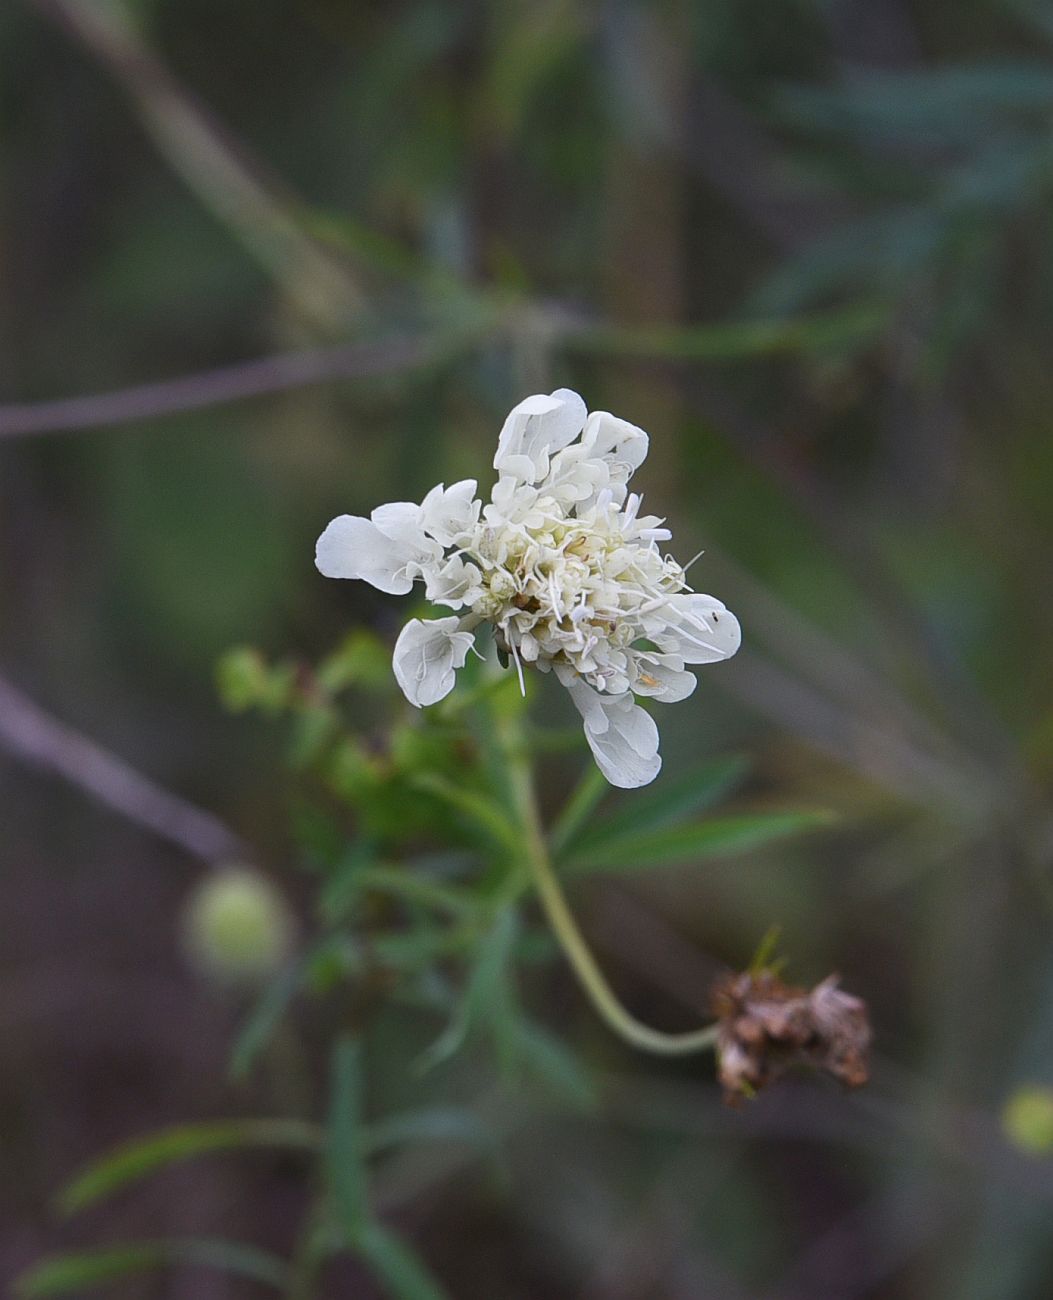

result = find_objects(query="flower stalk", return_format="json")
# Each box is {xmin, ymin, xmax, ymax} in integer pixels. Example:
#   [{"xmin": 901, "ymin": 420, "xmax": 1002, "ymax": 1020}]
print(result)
[{"xmin": 494, "ymin": 696, "xmax": 718, "ymax": 1057}]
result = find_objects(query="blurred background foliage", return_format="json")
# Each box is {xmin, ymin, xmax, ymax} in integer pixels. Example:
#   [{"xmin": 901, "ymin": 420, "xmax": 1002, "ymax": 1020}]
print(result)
[{"xmin": 4, "ymin": 0, "xmax": 1053, "ymax": 1296}]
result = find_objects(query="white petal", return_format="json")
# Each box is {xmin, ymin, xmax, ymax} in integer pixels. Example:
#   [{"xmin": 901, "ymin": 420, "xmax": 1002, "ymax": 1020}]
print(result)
[
  {"xmin": 560, "ymin": 670, "xmax": 610, "ymax": 732},
  {"xmin": 316, "ymin": 514, "xmax": 421, "ymax": 595},
  {"xmin": 580, "ymin": 410, "xmax": 649, "ymax": 470},
  {"xmin": 369, "ymin": 501, "xmax": 424, "ymax": 541},
  {"xmin": 424, "ymin": 555, "xmax": 482, "ymax": 608},
  {"xmin": 631, "ymin": 654, "xmax": 698, "ymax": 703},
  {"xmin": 493, "ymin": 389, "xmax": 587, "ymax": 483},
  {"xmin": 564, "ymin": 677, "xmax": 662, "ymax": 788},
  {"xmin": 659, "ymin": 595, "xmax": 742, "ymax": 664},
  {"xmin": 419, "ymin": 479, "xmax": 480, "ymax": 545},
  {"xmin": 392, "ymin": 617, "xmax": 474, "ymax": 707}
]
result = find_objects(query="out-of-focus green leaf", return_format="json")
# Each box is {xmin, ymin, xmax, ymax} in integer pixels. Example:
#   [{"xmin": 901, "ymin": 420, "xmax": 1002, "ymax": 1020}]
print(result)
[
  {"xmin": 773, "ymin": 64, "xmax": 1053, "ymax": 143},
  {"xmin": 289, "ymin": 704, "xmax": 338, "ymax": 769},
  {"xmin": 229, "ymin": 956, "xmax": 306, "ymax": 1080},
  {"xmin": 355, "ymin": 865, "xmax": 481, "ymax": 920},
  {"xmin": 549, "ymin": 764, "xmax": 609, "ymax": 858},
  {"xmin": 416, "ymin": 908, "xmax": 519, "ymax": 1072},
  {"xmin": 215, "ymin": 646, "xmax": 269, "ymax": 711},
  {"xmin": 58, "ymin": 1119, "xmax": 321, "ymax": 1215},
  {"xmin": 352, "ymin": 1222, "xmax": 449, "ymax": 1300},
  {"xmin": 366, "ymin": 1106, "xmax": 497, "ymax": 1159},
  {"xmin": 408, "ymin": 772, "xmax": 521, "ymax": 853},
  {"xmin": 318, "ymin": 840, "xmax": 378, "ymax": 922},
  {"xmin": 557, "ymin": 755, "xmax": 749, "ymax": 862},
  {"xmin": 373, "ymin": 926, "xmax": 477, "ymax": 968},
  {"xmin": 292, "ymin": 801, "xmax": 351, "ymax": 869},
  {"xmin": 748, "ymin": 210, "xmax": 944, "ymax": 316},
  {"xmin": 316, "ymin": 629, "xmax": 393, "ymax": 693},
  {"xmin": 15, "ymin": 1239, "xmax": 289, "ymax": 1296},
  {"xmin": 328, "ymin": 1037, "xmax": 369, "ymax": 1234},
  {"xmin": 16, "ymin": 1245, "xmax": 163, "ymax": 1297},
  {"xmin": 564, "ymin": 809, "xmax": 835, "ymax": 874},
  {"xmin": 513, "ymin": 1018, "xmax": 596, "ymax": 1110},
  {"xmin": 216, "ymin": 647, "xmax": 297, "ymax": 716}
]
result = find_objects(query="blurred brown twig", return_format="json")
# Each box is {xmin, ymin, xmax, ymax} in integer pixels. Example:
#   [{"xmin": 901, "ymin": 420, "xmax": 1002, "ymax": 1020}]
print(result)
[
  {"xmin": 0, "ymin": 336, "xmax": 437, "ymax": 438},
  {"xmin": 0, "ymin": 673, "xmax": 246, "ymax": 861}
]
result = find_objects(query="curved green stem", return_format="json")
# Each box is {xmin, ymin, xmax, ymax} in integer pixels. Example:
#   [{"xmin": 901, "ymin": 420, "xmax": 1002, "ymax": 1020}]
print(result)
[{"xmin": 495, "ymin": 701, "xmax": 717, "ymax": 1057}]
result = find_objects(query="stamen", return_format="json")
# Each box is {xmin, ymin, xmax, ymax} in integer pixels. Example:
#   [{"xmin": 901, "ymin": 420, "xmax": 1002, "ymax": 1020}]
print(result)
[
  {"xmin": 671, "ymin": 624, "xmax": 722, "ymax": 654},
  {"xmin": 508, "ymin": 633, "xmax": 527, "ymax": 697}
]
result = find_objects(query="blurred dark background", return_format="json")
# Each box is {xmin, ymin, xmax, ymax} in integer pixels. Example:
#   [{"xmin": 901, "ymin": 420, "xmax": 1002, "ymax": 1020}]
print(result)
[{"xmin": 5, "ymin": 0, "xmax": 1053, "ymax": 1296}]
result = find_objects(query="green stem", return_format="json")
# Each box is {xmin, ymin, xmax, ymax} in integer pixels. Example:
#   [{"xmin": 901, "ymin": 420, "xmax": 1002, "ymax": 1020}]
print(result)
[
  {"xmin": 286, "ymin": 1198, "xmax": 328, "ymax": 1300},
  {"xmin": 494, "ymin": 701, "xmax": 717, "ymax": 1057}
]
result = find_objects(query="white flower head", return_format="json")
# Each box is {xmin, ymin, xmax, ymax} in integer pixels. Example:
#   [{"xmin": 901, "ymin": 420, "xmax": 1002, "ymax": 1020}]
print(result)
[{"xmin": 316, "ymin": 389, "xmax": 740, "ymax": 788}]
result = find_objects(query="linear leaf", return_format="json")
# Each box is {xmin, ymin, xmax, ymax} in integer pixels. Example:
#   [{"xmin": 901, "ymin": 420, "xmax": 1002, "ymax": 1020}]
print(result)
[
  {"xmin": 514, "ymin": 1019, "xmax": 596, "ymax": 1110},
  {"xmin": 354, "ymin": 865, "xmax": 480, "ymax": 919},
  {"xmin": 59, "ymin": 1119, "xmax": 321, "ymax": 1215},
  {"xmin": 15, "ymin": 1245, "xmax": 163, "ymax": 1296},
  {"xmin": 366, "ymin": 1106, "xmax": 496, "ymax": 1158},
  {"xmin": 548, "ymin": 764, "xmax": 609, "ymax": 858},
  {"xmin": 15, "ymin": 1239, "xmax": 289, "ymax": 1296},
  {"xmin": 318, "ymin": 839, "xmax": 379, "ymax": 922},
  {"xmin": 229, "ymin": 955, "xmax": 306, "ymax": 1080},
  {"xmin": 565, "ymin": 809, "xmax": 834, "ymax": 874},
  {"xmin": 559, "ymin": 755, "xmax": 749, "ymax": 862},
  {"xmin": 327, "ymin": 1036, "xmax": 369, "ymax": 1234},
  {"xmin": 408, "ymin": 773, "xmax": 521, "ymax": 853},
  {"xmin": 352, "ymin": 1222, "xmax": 449, "ymax": 1300},
  {"xmin": 415, "ymin": 908, "xmax": 518, "ymax": 1073}
]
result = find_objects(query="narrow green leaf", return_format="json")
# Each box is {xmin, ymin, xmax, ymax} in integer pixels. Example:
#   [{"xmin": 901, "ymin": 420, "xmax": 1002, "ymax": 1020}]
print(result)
[
  {"xmin": 352, "ymin": 1222, "xmax": 449, "ymax": 1300},
  {"xmin": 355, "ymin": 865, "xmax": 480, "ymax": 920},
  {"xmin": 514, "ymin": 1019, "xmax": 596, "ymax": 1110},
  {"xmin": 365, "ymin": 1106, "xmax": 497, "ymax": 1160},
  {"xmin": 16, "ymin": 1245, "xmax": 164, "ymax": 1296},
  {"xmin": 408, "ymin": 772, "xmax": 521, "ymax": 853},
  {"xmin": 372, "ymin": 925, "xmax": 477, "ymax": 968},
  {"xmin": 318, "ymin": 840, "xmax": 380, "ymax": 922},
  {"xmin": 565, "ymin": 809, "xmax": 835, "ymax": 874},
  {"xmin": 59, "ymin": 1119, "xmax": 321, "ymax": 1215},
  {"xmin": 548, "ymin": 764, "xmax": 609, "ymax": 859},
  {"xmin": 327, "ymin": 1036, "xmax": 369, "ymax": 1234},
  {"xmin": 229, "ymin": 955, "xmax": 306, "ymax": 1080},
  {"xmin": 416, "ymin": 909, "xmax": 518, "ymax": 1073},
  {"xmin": 170, "ymin": 1240, "xmax": 290, "ymax": 1288},
  {"xmin": 749, "ymin": 924, "xmax": 785, "ymax": 976},
  {"xmin": 558, "ymin": 755, "xmax": 749, "ymax": 862},
  {"xmin": 16, "ymin": 1239, "xmax": 289, "ymax": 1296}
]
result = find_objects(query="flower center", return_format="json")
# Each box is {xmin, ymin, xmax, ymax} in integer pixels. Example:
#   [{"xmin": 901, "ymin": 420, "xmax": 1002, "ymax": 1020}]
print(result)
[{"xmin": 467, "ymin": 508, "xmax": 687, "ymax": 687}]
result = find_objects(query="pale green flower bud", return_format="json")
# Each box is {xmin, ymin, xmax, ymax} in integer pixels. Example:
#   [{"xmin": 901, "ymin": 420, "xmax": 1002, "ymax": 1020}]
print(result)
[
  {"xmin": 183, "ymin": 867, "xmax": 294, "ymax": 985},
  {"xmin": 1003, "ymin": 1085, "xmax": 1053, "ymax": 1157}
]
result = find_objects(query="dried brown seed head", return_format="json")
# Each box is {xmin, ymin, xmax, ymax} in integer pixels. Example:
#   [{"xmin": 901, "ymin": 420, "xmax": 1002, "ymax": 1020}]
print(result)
[{"xmin": 710, "ymin": 969, "xmax": 871, "ymax": 1104}]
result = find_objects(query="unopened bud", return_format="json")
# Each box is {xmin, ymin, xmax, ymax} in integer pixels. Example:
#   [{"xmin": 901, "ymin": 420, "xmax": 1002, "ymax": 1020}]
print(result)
[
  {"xmin": 1003, "ymin": 1086, "xmax": 1053, "ymax": 1157},
  {"xmin": 182, "ymin": 866, "xmax": 294, "ymax": 985}
]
